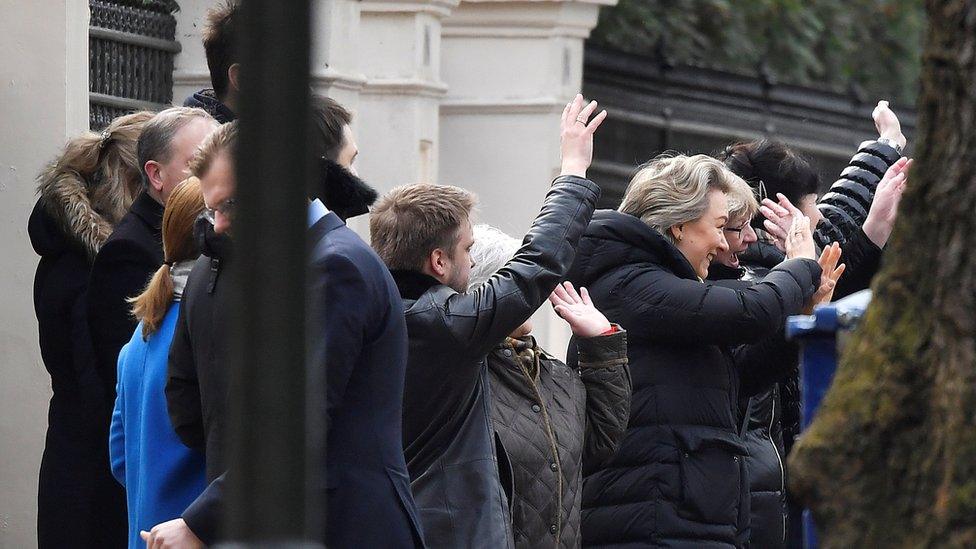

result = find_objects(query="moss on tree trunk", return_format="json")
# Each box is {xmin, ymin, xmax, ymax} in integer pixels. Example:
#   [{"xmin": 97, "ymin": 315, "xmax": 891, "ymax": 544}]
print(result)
[{"xmin": 787, "ymin": 1, "xmax": 976, "ymax": 546}]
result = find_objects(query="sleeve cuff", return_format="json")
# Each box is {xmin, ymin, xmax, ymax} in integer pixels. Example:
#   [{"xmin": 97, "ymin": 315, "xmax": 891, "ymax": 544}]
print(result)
[{"xmin": 577, "ymin": 326, "xmax": 628, "ymax": 368}]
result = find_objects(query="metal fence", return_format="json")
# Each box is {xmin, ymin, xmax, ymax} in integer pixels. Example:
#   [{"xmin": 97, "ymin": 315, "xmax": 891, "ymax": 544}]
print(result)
[
  {"xmin": 582, "ymin": 45, "xmax": 917, "ymax": 209},
  {"xmin": 89, "ymin": 0, "xmax": 181, "ymax": 129}
]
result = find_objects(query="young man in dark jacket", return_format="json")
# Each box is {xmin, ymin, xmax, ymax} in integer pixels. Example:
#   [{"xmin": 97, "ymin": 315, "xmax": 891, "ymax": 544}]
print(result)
[
  {"xmin": 367, "ymin": 94, "xmax": 606, "ymax": 548},
  {"xmin": 152, "ymin": 100, "xmax": 393, "ymax": 546},
  {"xmin": 87, "ymin": 108, "xmax": 217, "ymax": 401},
  {"xmin": 183, "ymin": 2, "xmax": 238, "ymax": 124}
]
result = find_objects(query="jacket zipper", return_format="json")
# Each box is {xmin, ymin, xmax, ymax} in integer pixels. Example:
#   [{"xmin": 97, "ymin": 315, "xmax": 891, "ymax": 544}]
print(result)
[{"xmin": 770, "ymin": 394, "xmax": 786, "ymax": 544}]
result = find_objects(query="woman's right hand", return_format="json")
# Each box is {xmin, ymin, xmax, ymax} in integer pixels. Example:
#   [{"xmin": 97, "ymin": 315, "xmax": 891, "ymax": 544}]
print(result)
[
  {"xmin": 803, "ymin": 242, "xmax": 846, "ymax": 314},
  {"xmin": 559, "ymin": 94, "xmax": 608, "ymax": 179},
  {"xmin": 784, "ymin": 214, "xmax": 817, "ymax": 260},
  {"xmin": 761, "ymin": 193, "xmax": 815, "ymax": 258},
  {"xmin": 873, "ymin": 100, "xmax": 907, "ymax": 151}
]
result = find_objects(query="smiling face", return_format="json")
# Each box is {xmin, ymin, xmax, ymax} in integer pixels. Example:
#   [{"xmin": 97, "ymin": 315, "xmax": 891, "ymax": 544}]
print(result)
[
  {"xmin": 714, "ymin": 214, "xmax": 758, "ymax": 269},
  {"xmin": 672, "ymin": 189, "xmax": 730, "ymax": 279}
]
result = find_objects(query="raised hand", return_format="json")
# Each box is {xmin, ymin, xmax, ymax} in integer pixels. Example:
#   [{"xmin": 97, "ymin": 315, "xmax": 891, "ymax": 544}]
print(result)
[
  {"xmin": 873, "ymin": 100, "xmax": 907, "ymax": 151},
  {"xmin": 560, "ymin": 93, "xmax": 608, "ymax": 179},
  {"xmin": 862, "ymin": 157, "xmax": 911, "ymax": 248},
  {"xmin": 549, "ymin": 281, "xmax": 612, "ymax": 338},
  {"xmin": 760, "ymin": 193, "xmax": 813, "ymax": 257},
  {"xmin": 803, "ymin": 242, "xmax": 846, "ymax": 314}
]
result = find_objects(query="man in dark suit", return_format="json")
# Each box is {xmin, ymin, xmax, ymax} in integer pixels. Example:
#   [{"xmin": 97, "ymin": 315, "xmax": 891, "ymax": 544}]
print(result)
[
  {"xmin": 146, "ymin": 104, "xmax": 421, "ymax": 548},
  {"xmin": 88, "ymin": 107, "xmax": 217, "ymax": 399}
]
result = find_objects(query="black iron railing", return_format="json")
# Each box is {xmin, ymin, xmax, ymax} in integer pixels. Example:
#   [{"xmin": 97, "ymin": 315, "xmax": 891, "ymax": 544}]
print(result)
[
  {"xmin": 583, "ymin": 45, "xmax": 917, "ymax": 208},
  {"xmin": 89, "ymin": 0, "xmax": 181, "ymax": 129}
]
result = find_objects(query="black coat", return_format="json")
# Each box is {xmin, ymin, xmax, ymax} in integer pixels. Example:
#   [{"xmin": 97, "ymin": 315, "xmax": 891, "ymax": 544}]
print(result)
[
  {"xmin": 708, "ymin": 268, "xmax": 798, "ymax": 549},
  {"xmin": 29, "ymin": 198, "xmax": 127, "ymax": 548},
  {"xmin": 567, "ymin": 210, "xmax": 820, "ymax": 548},
  {"xmin": 165, "ymin": 166, "xmax": 381, "ymax": 483},
  {"xmin": 180, "ymin": 213, "xmax": 424, "ymax": 548},
  {"xmin": 165, "ymin": 219, "xmax": 232, "ymax": 481},
  {"xmin": 489, "ymin": 331, "xmax": 630, "ymax": 548},
  {"xmin": 88, "ymin": 191, "xmax": 164, "ymax": 398},
  {"xmin": 394, "ymin": 175, "xmax": 600, "ymax": 549}
]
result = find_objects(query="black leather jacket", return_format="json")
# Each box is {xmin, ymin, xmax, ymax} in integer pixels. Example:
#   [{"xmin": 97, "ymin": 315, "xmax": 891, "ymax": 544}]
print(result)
[{"xmin": 393, "ymin": 175, "xmax": 600, "ymax": 549}]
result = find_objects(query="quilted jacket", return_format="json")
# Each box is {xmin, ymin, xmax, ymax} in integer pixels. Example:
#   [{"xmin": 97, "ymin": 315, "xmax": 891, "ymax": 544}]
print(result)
[
  {"xmin": 489, "ymin": 330, "xmax": 630, "ymax": 548},
  {"xmin": 396, "ymin": 175, "xmax": 601, "ymax": 548}
]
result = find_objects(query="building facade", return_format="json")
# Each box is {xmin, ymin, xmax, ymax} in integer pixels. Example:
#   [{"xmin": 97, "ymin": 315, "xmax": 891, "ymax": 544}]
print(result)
[{"xmin": 0, "ymin": 0, "xmax": 608, "ymax": 545}]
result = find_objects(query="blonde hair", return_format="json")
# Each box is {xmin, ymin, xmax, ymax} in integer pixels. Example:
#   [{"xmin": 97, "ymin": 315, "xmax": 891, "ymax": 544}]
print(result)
[
  {"xmin": 37, "ymin": 111, "xmax": 155, "ymax": 257},
  {"xmin": 129, "ymin": 178, "xmax": 205, "ymax": 338},
  {"xmin": 370, "ymin": 184, "xmax": 477, "ymax": 271},
  {"xmin": 725, "ymin": 176, "xmax": 759, "ymax": 223},
  {"xmin": 619, "ymin": 154, "xmax": 741, "ymax": 243},
  {"xmin": 189, "ymin": 121, "xmax": 237, "ymax": 178},
  {"xmin": 467, "ymin": 225, "xmax": 521, "ymax": 291}
]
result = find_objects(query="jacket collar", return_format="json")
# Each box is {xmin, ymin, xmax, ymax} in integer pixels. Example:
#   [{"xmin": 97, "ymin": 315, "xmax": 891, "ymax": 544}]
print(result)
[
  {"xmin": 130, "ymin": 190, "xmax": 164, "ymax": 235},
  {"xmin": 391, "ymin": 269, "xmax": 441, "ymax": 301},
  {"xmin": 572, "ymin": 210, "xmax": 699, "ymax": 284},
  {"xmin": 184, "ymin": 89, "xmax": 237, "ymax": 125},
  {"xmin": 706, "ymin": 261, "xmax": 745, "ymax": 281},
  {"xmin": 316, "ymin": 159, "xmax": 378, "ymax": 221},
  {"xmin": 308, "ymin": 211, "xmax": 345, "ymax": 245}
]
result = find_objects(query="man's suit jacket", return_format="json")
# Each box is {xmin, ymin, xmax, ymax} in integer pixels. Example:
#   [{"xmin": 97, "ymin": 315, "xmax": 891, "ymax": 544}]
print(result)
[
  {"xmin": 183, "ymin": 212, "xmax": 424, "ymax": 548},
  {"xmin": 88, "ymin": 191, "xmax": 164, "ymax": 398}
]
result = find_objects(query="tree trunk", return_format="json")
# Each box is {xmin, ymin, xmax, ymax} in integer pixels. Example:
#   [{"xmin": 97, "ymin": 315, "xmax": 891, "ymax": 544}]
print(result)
[{"xmin": 787, "ymin": 1, "xmax": 976, "ymax": 546}]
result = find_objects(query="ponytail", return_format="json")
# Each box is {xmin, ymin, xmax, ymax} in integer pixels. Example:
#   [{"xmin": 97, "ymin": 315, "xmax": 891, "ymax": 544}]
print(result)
[
  {"xmin": 129, "ymin": 263, "xmax": 175, "ymax": 339},
  {"xmin": 127, "ymin": 177, "xmax": 206, "ymax": 338}
]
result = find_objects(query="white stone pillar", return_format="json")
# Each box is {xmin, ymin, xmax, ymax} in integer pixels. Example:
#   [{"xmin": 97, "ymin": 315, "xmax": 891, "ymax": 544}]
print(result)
[
  {"xmin": 0, "ymin": 1, "xmax": 89, "ymax": 545},
  {"xmin": 355, "ymin": 0, "xmax": 459, "ymax": 192},
  {"xmin": 312, "ymin": 0, "xmax": 368, "ymax": 110},
  {"xmin": 440, "ymin": 0, "xmax": 613, "ymax": 358},
  {"xmin": 175, "ymin": 0, "xmax": 368, "ymax": 110},
  {"xmin": 173, "ymin": 0, "xmax": 212, "ymax": 106}
]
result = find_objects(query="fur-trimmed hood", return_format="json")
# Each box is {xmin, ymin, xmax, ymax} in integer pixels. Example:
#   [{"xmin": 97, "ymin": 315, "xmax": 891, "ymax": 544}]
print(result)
[{"xmin": 30, "ymin": 164, "xmax": 133, "ymax": 261}]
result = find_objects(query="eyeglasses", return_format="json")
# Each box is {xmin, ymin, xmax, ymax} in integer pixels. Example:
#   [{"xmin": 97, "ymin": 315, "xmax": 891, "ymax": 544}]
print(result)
[
  {"xmin": 724, "ymin": 222, "xmax": 749, "ymax": 235},
  {"xmin": 203, "ymin": 198, "xmax": 237, "ymax": 225}
]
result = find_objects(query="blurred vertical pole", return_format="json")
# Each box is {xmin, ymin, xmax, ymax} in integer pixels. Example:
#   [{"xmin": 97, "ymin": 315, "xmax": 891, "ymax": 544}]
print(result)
[{"xmin": 225, "ymin": 0, "xmax": 316, "ymax": 544}]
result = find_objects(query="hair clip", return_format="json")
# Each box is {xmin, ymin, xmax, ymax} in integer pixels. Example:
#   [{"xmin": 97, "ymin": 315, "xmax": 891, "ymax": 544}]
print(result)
[
  {"xmin": 99, "ymin": 129, "xmax": 111, "ymax": 149},
  {"xmin": 757, "ymin": 179, "xmax": 768, "ymax": 202}
]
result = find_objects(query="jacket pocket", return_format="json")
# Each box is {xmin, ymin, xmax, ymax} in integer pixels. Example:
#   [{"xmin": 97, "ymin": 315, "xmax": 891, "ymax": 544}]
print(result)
[{"xmin": 674, "ymin": 429, "xmax": 747, "ymax": 526}]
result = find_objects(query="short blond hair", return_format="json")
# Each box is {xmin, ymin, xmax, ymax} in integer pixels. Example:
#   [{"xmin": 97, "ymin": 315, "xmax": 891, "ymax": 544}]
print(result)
[
  {"xmin": 189, "ymin": 121, "xmax": 237, "ymax": 178},
  {"xmin": 370, "ymin": 184, "xmax": 477, "ymax": 271},
  {"xmin": 725, "ymin": 176, "xmax": 759, "ymax": 223},
  {"xmin": 619, "ymin": 154, "xmax": 742, "ymax": 243}
]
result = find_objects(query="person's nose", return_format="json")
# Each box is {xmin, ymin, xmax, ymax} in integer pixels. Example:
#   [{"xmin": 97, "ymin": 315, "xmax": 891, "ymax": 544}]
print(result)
[{"xmin": 214, "ymin": 211, "xmax": 230, "ymax": 235}]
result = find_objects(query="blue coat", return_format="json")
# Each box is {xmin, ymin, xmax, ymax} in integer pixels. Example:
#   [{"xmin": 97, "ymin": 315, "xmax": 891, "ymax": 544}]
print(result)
[
  {"xmin": 110, "ymin": 303, "xmax": 207, "ymax": 549},
  {"xmin": 181, "ymin": 212, "xmax": 423, "ymax": 548}
]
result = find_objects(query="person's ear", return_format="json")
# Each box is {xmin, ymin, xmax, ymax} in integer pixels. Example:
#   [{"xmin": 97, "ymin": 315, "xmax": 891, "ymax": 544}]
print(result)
[
  {"xmin": 669, "ymin": 224, "xmax": 684, "ymax": 243},
  {"xmin": 421, "ymin": 248, "xmax": 449, "ymax": 283},
  {"xmin": 144, "ymin": 160, "xmax": 164, "ymax": 194},
  {"xmin": 227, "ymin": 64, "xmax": 241, "ymax": 95}
]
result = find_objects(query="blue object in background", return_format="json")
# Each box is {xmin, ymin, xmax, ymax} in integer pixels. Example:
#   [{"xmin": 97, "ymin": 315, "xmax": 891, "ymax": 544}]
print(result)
[{"xmin": 786, "ymin": 290, "xmax": 872, "ymax": 549}]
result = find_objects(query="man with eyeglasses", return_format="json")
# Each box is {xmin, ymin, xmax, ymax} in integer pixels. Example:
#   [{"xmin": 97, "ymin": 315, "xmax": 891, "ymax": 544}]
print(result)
[{"xmin": 149, "ymin": 96, "xmax": 386, "ymax": 546}]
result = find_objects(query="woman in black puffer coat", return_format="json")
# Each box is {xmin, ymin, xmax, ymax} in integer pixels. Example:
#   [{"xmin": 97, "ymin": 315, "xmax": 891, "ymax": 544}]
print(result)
[{"xmin": 569, "ymin": 154, "xmax": 828, "ymax": 548}]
